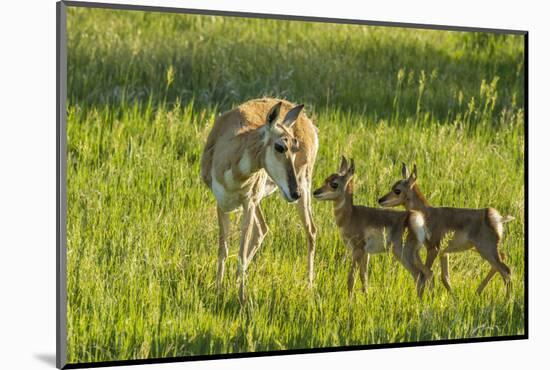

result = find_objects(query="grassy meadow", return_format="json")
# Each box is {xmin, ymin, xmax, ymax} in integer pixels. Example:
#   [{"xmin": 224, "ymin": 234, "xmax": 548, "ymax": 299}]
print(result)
[{"xmin": 65, "ymin": 7, "xmax": 525, "ymax": 364}]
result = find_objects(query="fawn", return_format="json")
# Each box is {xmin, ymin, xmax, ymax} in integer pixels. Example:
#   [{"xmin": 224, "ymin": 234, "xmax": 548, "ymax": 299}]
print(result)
[
  {"xmin": 378, "ymin": 163, "xmax": 514, "ymax": 295},
  {"xmin": 313, "ymin": 157, "xmax": 430, "ymax": 297}
]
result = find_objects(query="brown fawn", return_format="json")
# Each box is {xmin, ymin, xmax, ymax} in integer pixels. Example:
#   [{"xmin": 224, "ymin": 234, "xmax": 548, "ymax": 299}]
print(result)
[
  {"xmin": 313, "ymin": 157, "xmax": 430, "ymax": 298},
  {"xmin": 378, "ymin": 163, "xmax": 514, "ymax": 295}
]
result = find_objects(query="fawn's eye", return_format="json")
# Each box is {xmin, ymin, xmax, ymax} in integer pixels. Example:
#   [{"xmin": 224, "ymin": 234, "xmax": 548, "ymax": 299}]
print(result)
[
  {"xmin": 394, "ymin": 189, "xmax": 401, "ymax": 195},
  {"xmin": 330, "ymin": 182, "xmax": 339, "ymax": 189},
  {"xmin": 274, "ymin": 143, "xmax": 286, "ymax": 153}
]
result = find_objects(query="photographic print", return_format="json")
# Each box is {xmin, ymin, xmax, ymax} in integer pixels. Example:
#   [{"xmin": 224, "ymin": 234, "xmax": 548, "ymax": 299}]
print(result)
[{"xmin": 58, "ymin": 1, "xmax": 526, "ymax": 367}]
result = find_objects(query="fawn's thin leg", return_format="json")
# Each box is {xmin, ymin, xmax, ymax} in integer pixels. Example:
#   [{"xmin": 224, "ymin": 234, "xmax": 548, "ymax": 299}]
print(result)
[
  {"xmin": 401, "ymin": 235, "xmax": 430, "ymax": 299},
  {"xmin": 425, "ymin": 246, "xmax": 439, "ymax": 270},
  {"xmin": 238, "ymin": 202, "xmax": 255, "ymax": 304},
  {"xmin": 424, "ymin": 246, "xmax": 439, "ymax": 289},
  {"xmin": 477, "ymin": 268, "xmax": 497, "ymax": 294},
  {"xmin": 216, "ymin": 206, "xmax": 231, "ymax": 291},
  {"xmin": 412, "ymin": 242, "xmax": 433, "ymax": 283},
  {"xmin": 439, "ymin": 234, "xmax": 473, "ymax": 292},
  {"xmin": 307, "ymin": 192, "xmax": 317, "ymax": 285},
  {"xmin": 347, "ymin": 252, "xmax": 360, "ymax": 297},
  {"xmin": 392, "ymin": 236, "xmax": 422, "ymax": 289},
  {"xmin": 477, "ymin": 249, "xmax": 511, "ymax": 295},
  {"xmin": 296, "ymin": 188, "xmax": 317, "ymax": 287},
  {"xmin": 400, "ymin": 229, "xmax": 431, "ymax": 298},
  {"xmin": 439, "ymin": 253, "xmax": 452, "ymax": 292},
  {"xmin": 409, "ymin": 244, "xmax": 428, "ymax": 298},
  {"xmin": 359, "ymin": 252, "xmax": 370, "ymax": 294}
]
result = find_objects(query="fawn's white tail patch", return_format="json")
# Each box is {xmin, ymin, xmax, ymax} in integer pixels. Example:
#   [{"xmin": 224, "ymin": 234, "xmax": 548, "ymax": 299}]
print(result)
[{"xmin": 487, "ymin": 208, "xmax": 515, "ymax": 239}]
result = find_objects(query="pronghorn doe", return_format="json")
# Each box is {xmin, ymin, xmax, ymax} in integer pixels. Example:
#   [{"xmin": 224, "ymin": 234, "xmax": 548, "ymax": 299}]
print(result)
[
  {"xmin": 201, "ymin": 98, "xmax": 318, "ymax": 302},
  {"xmin": 378, "ymin": 163, "xmax": 514, "ymax": 295},
  {"xmin": 313, "ymin": 157, "xmax": 430, "ymax": 298}
]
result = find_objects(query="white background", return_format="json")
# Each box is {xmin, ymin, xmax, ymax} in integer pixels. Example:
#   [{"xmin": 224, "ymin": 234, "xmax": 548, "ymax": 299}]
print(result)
[{"xmin": 0, "ymin": 0, "xmax": 546, "ymax": 369}]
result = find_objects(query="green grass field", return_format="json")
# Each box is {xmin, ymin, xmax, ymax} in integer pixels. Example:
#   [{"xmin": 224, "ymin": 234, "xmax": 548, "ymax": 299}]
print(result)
[{"xmin": 65, "ymin": 7, "xmax": 525, "ymax": 364}]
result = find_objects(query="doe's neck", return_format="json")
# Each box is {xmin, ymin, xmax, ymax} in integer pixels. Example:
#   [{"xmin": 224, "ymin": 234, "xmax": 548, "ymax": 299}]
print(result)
[{"xmin": 242, "ymin": 128, "xmax": 269, "ymax": 176}]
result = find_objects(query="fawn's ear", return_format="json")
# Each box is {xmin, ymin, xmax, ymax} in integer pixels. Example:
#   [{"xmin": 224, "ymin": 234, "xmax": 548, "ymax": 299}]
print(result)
[
  {"xmin": 343, "ymin": 159, "xmax": 355, "ymax": 189},
  {"xmin": 407, "ymin": 164, "xmax": 418, "ymax": 188},
  {"xmin": 347, "ymin": 159, "xmax": 355, "ymax": 177},
  {"xmin": 266, "ymin": 102, "xmax": 283, "ymax": 128},
  {"xmin": 339, "ymin": 156, "xmax": 349, "ymax": 175},
  {"xmin": 401, "ymin": 162, "xmax": 409, "ymax": 179},
  {"xmin": 281, "ymin": 104, "xmax": 304, "ymax": 128}
]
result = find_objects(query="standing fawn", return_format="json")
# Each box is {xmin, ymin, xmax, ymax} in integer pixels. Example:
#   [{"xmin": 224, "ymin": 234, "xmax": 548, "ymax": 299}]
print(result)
[
  {"xmin": 313, "ymin": 157, "xmax": 430, "ymax": 298},
  {"xmin": 200, "ymin": 98, "xmax": 318, "ymax": 303},
  {"xmin": 378, "ymin": 163, "xmax": 514, "ymax": 295}
]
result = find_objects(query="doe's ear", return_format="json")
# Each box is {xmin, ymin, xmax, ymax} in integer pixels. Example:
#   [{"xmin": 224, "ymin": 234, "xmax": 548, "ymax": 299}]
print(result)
[
  {"xmin": 266, "ymin": 102, "xmax": 283, "ymax": 128},
  {"xmin": 338, "ymin": 156, "xmax": 349, "ymax": 175},
  {"xmin": 281, "ymin": 104, "xmax": 304, "ymax": 128},
  {"xmin": 401, "ymin": 162, "xmax": 409, "ymax": 179}
]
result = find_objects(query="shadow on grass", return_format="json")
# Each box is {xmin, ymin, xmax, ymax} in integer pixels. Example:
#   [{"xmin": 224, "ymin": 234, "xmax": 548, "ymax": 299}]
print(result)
[{"xmin": 67, "ymin": 9, "xmax": 524, "ymax": 123}]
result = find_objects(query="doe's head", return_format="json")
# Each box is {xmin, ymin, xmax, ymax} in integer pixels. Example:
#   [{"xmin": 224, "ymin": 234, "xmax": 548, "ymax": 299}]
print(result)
[
  {"xmin": 378, "ymin": 162, "xmax": 418, "ymax": 207},
  {"xmin": 262, "ymin": 102, "xmax": 303, "ymax": 203},
  {"xmin": 313, "ymin": 156, "xmax": 355, "ymax": 201}
]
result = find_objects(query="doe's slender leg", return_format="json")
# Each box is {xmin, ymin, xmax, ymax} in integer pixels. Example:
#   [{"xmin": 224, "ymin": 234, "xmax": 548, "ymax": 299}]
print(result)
[
  {"xmin": 216, "ymin": 206, "xmax": 231, "ymax": 291},
  {"xmin": 295, "ymin": 188, "xmax": 317, "ymax": 288},
  {"xmin": 238, "ymin": 202, "xmax": 255, "ymax": 304}
]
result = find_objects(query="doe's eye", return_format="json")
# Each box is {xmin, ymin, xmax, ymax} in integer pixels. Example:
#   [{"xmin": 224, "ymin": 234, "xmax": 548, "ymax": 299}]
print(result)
[
  {"xmin": 394, "ymin": 189, "xmax": 401, "ymax": 195},
  {"xmin": 274, "ymin": 143, "xmax": 286, "ymax": 153},
  {"xmin": 330, "ymin": 182, "xmax": 339, "ymax": 189}
]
